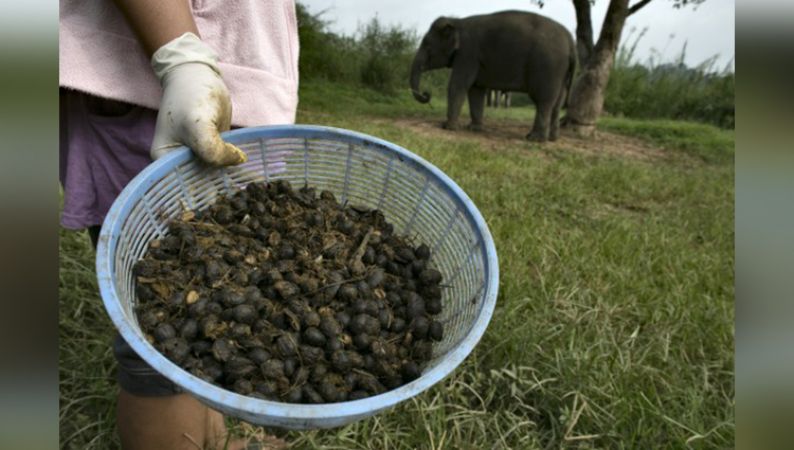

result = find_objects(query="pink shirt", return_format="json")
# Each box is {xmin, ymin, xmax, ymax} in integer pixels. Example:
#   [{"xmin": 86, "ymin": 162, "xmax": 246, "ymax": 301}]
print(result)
[{"xmin": 59, "ymin": 0, "xmax": 300, "ymax": 127}]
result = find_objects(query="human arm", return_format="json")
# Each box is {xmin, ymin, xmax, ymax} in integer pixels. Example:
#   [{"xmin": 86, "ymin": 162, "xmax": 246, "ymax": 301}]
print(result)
[
  {"xmin": 111, "ymin": 0, "xmax": 199, "ymax": 57},
  {"xmin": 112, "ymin": 0, "xmax": 247, "ymax": 165}
]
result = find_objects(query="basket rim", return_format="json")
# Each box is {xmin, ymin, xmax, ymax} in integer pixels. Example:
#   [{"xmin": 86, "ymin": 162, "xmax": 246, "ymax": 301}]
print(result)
[{"xmin": 96, "ymin": 124, "xmax": 499, "ymax": 424}]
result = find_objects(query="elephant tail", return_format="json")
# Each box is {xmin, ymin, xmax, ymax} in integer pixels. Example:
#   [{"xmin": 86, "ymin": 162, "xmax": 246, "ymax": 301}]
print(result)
[{"xmin": 562, "ymin": 44, "xmax": 576, "ymax": 109}]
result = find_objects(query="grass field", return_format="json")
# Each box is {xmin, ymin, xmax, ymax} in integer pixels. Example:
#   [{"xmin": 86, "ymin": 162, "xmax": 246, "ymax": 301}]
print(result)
[{"xmin": 60, "ymin": 80, "xmax": 734, "ymax": 449}]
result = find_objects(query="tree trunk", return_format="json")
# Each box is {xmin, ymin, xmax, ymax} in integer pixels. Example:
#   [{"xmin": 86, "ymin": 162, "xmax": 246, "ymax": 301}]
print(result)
[
  {"xmin": 565, "ymin": 0, "xmax": 630, "ymax": 137},
  {"xmin": 572, "ymin": 0, "xmax": 594, "ymax": 68}
]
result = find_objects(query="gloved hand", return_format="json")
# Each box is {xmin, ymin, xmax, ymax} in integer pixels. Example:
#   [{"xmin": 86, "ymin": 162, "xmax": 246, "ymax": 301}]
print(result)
[{"xmin": 150, "ymin": 32, "xmax": 247, "ymax": 165}]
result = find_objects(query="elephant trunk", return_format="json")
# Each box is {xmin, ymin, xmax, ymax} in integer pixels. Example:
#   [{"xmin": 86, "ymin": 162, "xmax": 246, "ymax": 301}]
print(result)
[{"xmin": 410, "ymin": 47, "xmax": 431, "ymax": 103}]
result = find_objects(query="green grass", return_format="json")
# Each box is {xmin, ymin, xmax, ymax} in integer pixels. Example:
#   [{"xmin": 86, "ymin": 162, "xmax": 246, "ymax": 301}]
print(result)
[
  {"xmin": 60, "ymin": 228, "xmax": 118, "ymax": 449},
  {"xmin": 60, "ymin": 80, "xmax": 734, "ymax": 449},
  {"xmin": 298, "ymin": 79, "xmax": 435, "ymax": 119},
  {"xmin": 298, "ymin": 79, "xmax": 735, "ymax": 164},
  {"xmin": 599, "ymin": 118, "xmax": 735, "ymax": 164}
]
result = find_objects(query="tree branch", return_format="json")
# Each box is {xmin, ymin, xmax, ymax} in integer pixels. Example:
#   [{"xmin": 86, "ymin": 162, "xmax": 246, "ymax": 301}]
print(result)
[{"xmin": 628, "ymin": 0, "xmax": 653, "ymax": 16}]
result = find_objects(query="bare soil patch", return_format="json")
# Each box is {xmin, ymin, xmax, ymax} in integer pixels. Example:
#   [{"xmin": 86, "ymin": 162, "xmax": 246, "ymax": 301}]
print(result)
[{"xmin": 390, "ymin": 117, "xmax": 688, "ymax": 163}]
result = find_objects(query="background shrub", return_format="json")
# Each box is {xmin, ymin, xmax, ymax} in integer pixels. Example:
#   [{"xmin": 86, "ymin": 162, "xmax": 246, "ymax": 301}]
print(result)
[{"xmin": 604, "ymin": 28, "xmax": 734, "ymax": 128}]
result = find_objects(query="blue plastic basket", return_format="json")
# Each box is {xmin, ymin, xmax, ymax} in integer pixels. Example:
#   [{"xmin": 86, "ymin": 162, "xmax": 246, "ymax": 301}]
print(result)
[{"xmin": 96, "ymin": 125, "xmax": 499, "ymax": 429}]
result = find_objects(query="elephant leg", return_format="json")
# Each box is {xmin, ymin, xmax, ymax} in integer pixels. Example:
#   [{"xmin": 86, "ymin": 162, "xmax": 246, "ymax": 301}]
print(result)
[
  {"xmin": 549, "ymin": 93, "xmax": 563, "ymax": 141},
  {"xmin": 527, "ymin": 95, "xmax": 554, "ymax": 142},
  {"xmin": 549, "ymin": 83, "xmax": 569, "ymax": 141},
  {"xmin": 467, "ymin": 86, "xmax": 486, "ymax": 131},
  {"xmin": 444, "ymin": 78, "xmax": 468, "ymax": 130}
]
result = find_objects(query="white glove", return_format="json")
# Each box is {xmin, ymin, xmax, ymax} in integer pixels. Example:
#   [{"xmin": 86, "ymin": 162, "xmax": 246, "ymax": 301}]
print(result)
[{"xmin": 150, "ymin": 33, "xmax": 247, "ymax": 166}]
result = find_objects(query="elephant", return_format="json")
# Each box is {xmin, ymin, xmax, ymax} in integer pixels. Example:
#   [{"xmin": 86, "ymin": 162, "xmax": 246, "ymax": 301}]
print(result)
[{"xmin": 410, "ymin": 10, "xmax": 576, "ymax": 141}]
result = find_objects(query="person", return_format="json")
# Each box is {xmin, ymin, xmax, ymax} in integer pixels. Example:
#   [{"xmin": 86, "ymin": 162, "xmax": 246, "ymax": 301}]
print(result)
[{"xmin": 60, "ymin": 0, "xmax": 299, "ymax": 448}]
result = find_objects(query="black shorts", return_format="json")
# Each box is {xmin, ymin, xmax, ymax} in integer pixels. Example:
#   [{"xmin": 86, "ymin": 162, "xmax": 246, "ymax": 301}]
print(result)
[{"xmin": 90, "ymin": 226, "xmax": 181, "ymax": 396}]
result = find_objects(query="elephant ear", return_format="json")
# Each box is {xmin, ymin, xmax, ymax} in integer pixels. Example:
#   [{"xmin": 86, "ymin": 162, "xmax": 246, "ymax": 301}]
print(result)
[{"xmin": 440, "ymin": 21, "xmax": 459, "ymax": 50}]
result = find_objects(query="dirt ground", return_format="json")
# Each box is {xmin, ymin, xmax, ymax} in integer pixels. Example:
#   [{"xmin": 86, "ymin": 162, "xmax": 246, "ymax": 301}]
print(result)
[{"xmin": 389, "ymin": 117, "xmax": 685, "ymax": 164}]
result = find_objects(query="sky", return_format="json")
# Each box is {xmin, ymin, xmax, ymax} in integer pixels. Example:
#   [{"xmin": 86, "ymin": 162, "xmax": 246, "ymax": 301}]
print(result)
[{"xmin": 300, "ymin": 0, "xmax": 735, "ymax": 70}]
